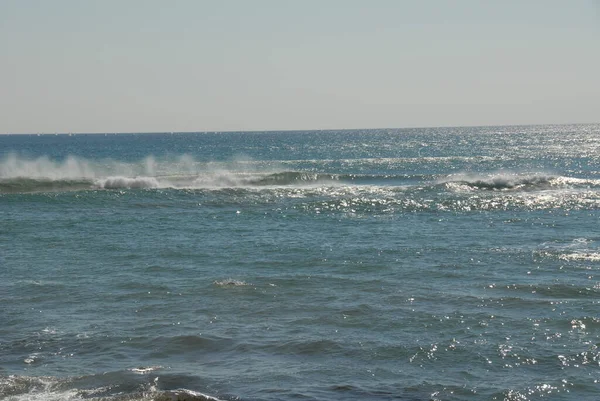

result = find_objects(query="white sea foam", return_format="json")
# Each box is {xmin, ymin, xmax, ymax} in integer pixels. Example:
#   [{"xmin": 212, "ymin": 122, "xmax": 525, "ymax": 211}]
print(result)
[
  {"xmin": 213, "ymin": 278, "xmax": 251, "ymax": 287},
  {"xmin": 537, "ymin": 238, "xmax": 600, "ymax": 262},
  {"xmin": 168, "ymin": 389, "xmax": 224, "ymax": 401},
  {"xmin": 440, "ymin": 171, "xmax": 600, "ymax": 192},
  {"xmin": 0, "ymin": 375, "xmax": 223, "ymax": 401},
  {"xmin": 0, "ymin": 376, "xmax": 78, "ymax": 401},
  {"xmin": 440, "ymin": 172, "xmax": 554, "ymax": 191},
  {"xmin": 558, "ymin": 252, "xmax": 600, "ymax": 262},
  {"xmin": 128, "ymin": 366, "xmax": 163, "ymax": 374},
  {"xmin": 98, "ymin": 176, "xmax": 160, "ymax": 189},
  {"xmin": 23, "ymin": 354, "xmax": 38, "ymax": 364}
]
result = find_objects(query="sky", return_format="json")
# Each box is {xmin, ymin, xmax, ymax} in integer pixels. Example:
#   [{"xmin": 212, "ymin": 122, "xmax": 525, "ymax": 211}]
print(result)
[{"xmin": 0, "ymin": 0, "xmax": 599, "ymax": 133}]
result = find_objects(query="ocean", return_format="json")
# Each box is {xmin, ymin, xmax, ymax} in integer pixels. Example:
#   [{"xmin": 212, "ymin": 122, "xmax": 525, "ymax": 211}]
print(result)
[{"xmin": 1, "ymin": 124, "xmax": 599, "ymax": 401}]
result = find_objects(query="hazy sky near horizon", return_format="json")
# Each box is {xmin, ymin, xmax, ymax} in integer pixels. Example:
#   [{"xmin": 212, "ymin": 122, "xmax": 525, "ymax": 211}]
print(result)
[{"xmin": 1, "ymin": 1, "xmax": 599, "ymax": 133}]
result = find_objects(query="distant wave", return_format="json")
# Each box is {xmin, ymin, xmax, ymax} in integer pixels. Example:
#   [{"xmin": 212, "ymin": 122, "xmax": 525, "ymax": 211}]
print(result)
[
  {"xmin": 0, "ymin": 176, "xmax": 163, "ymax": 192},
  {"xmin": 441, "ymin": 173, "xmax": 600, "ymax": 192},
  {"xmin": 249, "ymin": 172, "xmax": 429, "ymax": 186},
  {"xmin": 0, "ymin": 172, "xmax": 431, "ymax": 193},
  {"xmin": 248, "ymin": 171, "xmax": 337, "ymax": 186},
  {"xmin": 99, "ymin": 176, "xmax": 160, "ymax": 189},
  {"xmin": 2, "ymin": 171, "xmax": 600, "ymax": 195},
  {"xmin": 2, "ymin": 153, "xmax": 600, "ymax": 195},
  {"xmin": 0, "ymin": 177, "xmax": 95, "ymax": 193},
  {"xmin": 0, "ymin": 152, "xmax": 423, "ymax": 193},
  {"xmin": 100, "ymin": 171, "xmax": 426, "ymax": 189}
]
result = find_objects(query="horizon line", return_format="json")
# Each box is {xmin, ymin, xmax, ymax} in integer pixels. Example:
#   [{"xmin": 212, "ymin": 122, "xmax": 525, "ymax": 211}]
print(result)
[{"xmin": 1, "ymin": 121, "xmax": 598, "ymax": 136}]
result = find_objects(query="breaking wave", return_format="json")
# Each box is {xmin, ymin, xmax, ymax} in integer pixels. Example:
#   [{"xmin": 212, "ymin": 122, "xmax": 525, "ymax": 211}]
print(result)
[
  {"xmin": 2, "ymin": 154, "xmax": 600, "ymax": 197},
  {"xmin": 99, "ymin": 176, "xmax": 160, "ymax": 190},
  {"xmin": 536, "ymin": 238, "xmax": 600, "ymax": 263},
  {"xmin": 0, "ymin": 153, "xmax": 415, "ymax": 193},
  {"xmin": 0, "ymin": 172, "xmax": 341, "ymax": 193},
  {"xmin": 441, "ymin": 173, "xmax": 600, "ymax": 191},
  {"xmin": 213, "ymin": 278, "xmax": 252, "ymax": 287},
  {"xmin": 0, "ymin": 374, "xmax": 223, "ymax": 401}
]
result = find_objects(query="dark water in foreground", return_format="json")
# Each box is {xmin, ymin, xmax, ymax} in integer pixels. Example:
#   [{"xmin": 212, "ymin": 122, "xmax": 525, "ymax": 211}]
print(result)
[{"xmin": 1, "ymin": 125, "xmax": 600, "ymax": 400}]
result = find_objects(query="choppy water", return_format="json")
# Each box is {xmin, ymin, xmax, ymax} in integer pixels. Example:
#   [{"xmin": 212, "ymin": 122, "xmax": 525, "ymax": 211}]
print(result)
[{"xmin": 1, "ymin": 125, "xmax": 600, "ymax": 401}]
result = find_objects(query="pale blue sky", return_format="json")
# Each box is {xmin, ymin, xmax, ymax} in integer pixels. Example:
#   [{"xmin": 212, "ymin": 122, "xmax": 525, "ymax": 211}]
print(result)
[{"xmin": 1, "ymin": 0, "xmax": 598, "ymax": 133}]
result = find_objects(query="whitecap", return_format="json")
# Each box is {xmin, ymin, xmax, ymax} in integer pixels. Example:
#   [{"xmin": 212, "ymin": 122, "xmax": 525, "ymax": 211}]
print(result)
[
  {"xmin": 213, "ymin": 279, "xmax": 251, "ymax": 287},
  {"xmin": 98, "ymin": 176, "xmax": 160, "ymax": 189},
  {"xmin": 558, "ymin": 253, "xmax": 600, "ymax": 262},
  {"xmin": 128, "ymin": 366, "xmax": 163, "ymax": 374}
]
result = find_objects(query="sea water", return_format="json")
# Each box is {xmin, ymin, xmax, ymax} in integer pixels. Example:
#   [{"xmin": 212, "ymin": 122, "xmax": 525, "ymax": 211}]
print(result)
[{"xmin": 1, "ymin": 125, "xmax": 599, "ymax": 401}]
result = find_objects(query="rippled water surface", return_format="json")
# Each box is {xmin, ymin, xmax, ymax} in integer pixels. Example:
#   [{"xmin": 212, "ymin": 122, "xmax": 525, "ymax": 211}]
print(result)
[{"xmin": 1, "ymin": 125, "xmax": 600, "ymax": 400}]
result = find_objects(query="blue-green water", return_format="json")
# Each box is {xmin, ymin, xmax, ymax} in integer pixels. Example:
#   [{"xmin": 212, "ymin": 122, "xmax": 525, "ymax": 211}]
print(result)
[{"xmin": 1, "ymin": 125, "xmax": 600, "ymax": 401}]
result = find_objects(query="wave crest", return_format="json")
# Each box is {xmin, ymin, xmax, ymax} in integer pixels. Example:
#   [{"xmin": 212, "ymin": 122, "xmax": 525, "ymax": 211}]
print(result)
[
  {"xmin": 249, "ymin": 171, "xmax": 338, "ymax": 186},
  {"xmin": 98, "ymin": 176, "xmax": 160, "ymax": 189},
  {"xmin": 213, "ymin": 279, "xmax": 251, "ymax": 287},
  {"xmin": 442, "ymin": 173, "xmax": 600, "ymax": 191},
  {"xmin": 0, "ymin": 374, "xmax": 223, "ymax": 401}
]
